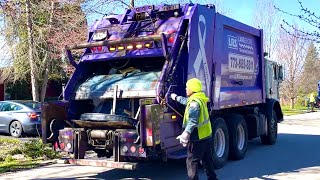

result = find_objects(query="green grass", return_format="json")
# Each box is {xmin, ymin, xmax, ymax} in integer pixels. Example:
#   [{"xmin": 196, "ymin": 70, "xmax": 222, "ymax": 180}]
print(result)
[
  {"xmin": 0, "ymin": 138, "xmax": 21, "ymax": 162},
  {"xmin": 0, "ymin": 160, "xmax": 40, "ymax": 173},
  {"xmin": 0, "ymin": 137, "xmax": 58, "ymax": 174},
  {"xmin": 0, "ymin": 138, "xmax": 20, "ymax": 145},
  {"xmin": 0, "ymin": 138, "xmax": 37, "ymax": 173},
  {"xmin": 281, "ymin": 105, "xmax": 309, "ymax": 116}
]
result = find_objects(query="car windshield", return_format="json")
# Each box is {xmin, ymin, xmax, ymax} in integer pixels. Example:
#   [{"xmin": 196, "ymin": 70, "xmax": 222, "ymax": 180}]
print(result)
[{"xmin": 21, "ymin": 102, "xmax": 41, "ymax": 109}]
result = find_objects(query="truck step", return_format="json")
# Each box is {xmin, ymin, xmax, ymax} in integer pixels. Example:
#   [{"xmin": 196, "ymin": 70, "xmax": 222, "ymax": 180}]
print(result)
[
  {"xmin": 167, "ymin": 148, "xmax": 187, "ymax": 159},
  {"xmin": 59, "ymin": 158, "xmax": 137, "ymax": 170}
]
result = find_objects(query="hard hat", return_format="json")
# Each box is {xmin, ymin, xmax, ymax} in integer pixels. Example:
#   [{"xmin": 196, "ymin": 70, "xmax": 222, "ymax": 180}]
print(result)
[{"xmin": 186, "ymin": 78, "xmax": 202, "ymax": 93}]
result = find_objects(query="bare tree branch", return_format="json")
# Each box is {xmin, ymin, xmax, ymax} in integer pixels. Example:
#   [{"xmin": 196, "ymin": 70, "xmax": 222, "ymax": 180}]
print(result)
[{"xmin": 275, "ymin": 0, "xmax": 320, "ymax": 44}]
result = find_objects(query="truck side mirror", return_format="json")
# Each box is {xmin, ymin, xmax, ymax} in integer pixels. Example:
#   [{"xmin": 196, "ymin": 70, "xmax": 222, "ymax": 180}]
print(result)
[
  {"xmin": 273, "ymin": 65, "xmax": 278, "ymax": 80},
  {"xmin": 278, "ymin": 65, "xmax": 284, "ymax": 80}
]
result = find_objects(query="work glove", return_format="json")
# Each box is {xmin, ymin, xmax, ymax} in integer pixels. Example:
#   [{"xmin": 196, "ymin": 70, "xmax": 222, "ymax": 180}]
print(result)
[
  {"xmin": 171, "ymin": 93, "xmax": 177, "ymax": 101},
  {"xmin": 176, "ymin": 131, "xmax": 190, "ymax": 147}
]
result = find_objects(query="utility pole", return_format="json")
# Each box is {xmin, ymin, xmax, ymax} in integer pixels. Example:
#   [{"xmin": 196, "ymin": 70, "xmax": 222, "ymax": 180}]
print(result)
[{"xmin": 130, "ymin": 0, "xmax": 134, "ymax": 8}]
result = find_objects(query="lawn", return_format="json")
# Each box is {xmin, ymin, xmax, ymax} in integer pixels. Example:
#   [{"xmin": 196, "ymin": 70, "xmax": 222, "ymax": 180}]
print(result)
[
  {"xmin": 0, "ymin": 137, "xmax": 58, "ymax": 174},
  {"xmin": 0, "ymin": 137, "xmax": 33, "ymax": 173},
  {"xmin": 281, "ymin": 105, "xmax": 309, "ymax": 116}
]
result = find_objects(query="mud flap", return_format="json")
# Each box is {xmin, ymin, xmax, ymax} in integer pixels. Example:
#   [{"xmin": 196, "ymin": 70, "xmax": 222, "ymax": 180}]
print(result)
[{"xmin": 41, "ymin": 101, "xmax": 69, "ymax": 144}]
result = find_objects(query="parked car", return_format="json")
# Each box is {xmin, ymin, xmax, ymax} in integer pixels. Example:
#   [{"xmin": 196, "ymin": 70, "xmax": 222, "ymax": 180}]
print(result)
[{"xmin": 0, "ymin": 100, "xmax": 42, "ymax": 137}]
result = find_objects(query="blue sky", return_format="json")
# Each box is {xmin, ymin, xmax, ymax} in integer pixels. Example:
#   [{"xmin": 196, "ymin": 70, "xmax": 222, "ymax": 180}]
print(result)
[
  {"xmin": 85, "ymin": 0, "xmax": 320, "ymax": 33},
  {"xmin": 224, "ymin": 0, "xmax": 320, "ymax": 29}
]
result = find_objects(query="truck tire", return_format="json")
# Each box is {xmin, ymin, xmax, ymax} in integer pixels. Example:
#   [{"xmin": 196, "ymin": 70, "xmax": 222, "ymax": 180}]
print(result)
[
  {"xmin": 211, "ymin": 117, "xmax": 229, "ymax": 169},
  {"xmin": 95, "ymin": 149, "xmax": 112, "ymax": 158},
  {"xmin": 226, "ymin": 114, "xmax": 248, "ymax": 160},
  {"xmin": 260, "ymin": 110, "xmax": 278, "ymax": 145}
]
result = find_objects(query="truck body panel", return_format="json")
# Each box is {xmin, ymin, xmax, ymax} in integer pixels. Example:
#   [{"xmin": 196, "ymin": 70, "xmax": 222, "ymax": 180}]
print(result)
[
  {"xmin": 186, "ymin": 5, "xmax": 214, "ymax": 99},
  {"xmin": 212, "ymin": 14, "xmax": 265, "ymax": 110}
]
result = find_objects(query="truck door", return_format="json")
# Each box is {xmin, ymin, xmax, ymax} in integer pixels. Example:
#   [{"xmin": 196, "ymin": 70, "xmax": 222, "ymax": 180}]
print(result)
[
  {"xmin": 0, "ymin": 102, "xmax": 12, "ymax": 132},
  {"xmin": 0, "ymin": 102, "xmax": 4, "ymax": 131}
]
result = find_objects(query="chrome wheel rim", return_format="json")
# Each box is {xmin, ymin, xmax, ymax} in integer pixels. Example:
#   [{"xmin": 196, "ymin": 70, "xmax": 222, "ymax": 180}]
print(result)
[
  {"xmin": 237, "ymin": 124, "xmax": 245, "ymax": 150},
  {"xmin": 214, "ymin": 128, "xmax": 226, "ymax": 158}
]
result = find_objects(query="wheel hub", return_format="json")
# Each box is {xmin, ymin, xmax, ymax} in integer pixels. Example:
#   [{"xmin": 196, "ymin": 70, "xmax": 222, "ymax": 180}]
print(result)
[
  {"xmin": 214, "ymin": 128, "xmax": 226, "ymax": 158},
  {"xmin": 236, "ymin": 124, "xmax": 245, "ymax": 150}
]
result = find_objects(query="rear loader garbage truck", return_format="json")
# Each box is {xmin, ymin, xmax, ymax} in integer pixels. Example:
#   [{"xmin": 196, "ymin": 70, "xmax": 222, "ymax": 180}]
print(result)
[{"xmin": 41, "ymin": 3, "xmax": 284, "ymax": 169}]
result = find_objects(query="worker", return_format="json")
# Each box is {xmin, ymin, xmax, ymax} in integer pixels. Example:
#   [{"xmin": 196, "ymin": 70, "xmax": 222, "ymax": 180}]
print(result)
[
  {"xmin": 171, "ymin": 78, "xmax": 217, "ymax": 180},
  {"xmin": 309, "ymin": 93, "xmax": 315, "ymax": 112}
]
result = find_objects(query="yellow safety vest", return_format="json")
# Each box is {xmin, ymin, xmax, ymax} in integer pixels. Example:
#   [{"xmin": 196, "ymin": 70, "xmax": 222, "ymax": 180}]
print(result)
[
  {"xmin": 183, "ymin": 96, "xmax": 212, "ymax": 140},
  {"xmin": 310, "ymin": 94, "xmax": 315, "ymax": 103}
]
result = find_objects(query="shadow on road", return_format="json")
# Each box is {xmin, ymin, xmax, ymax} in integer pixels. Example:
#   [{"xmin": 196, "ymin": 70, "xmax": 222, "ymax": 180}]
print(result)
[
  {"xmin": 216, "ymin": 133, "xmax": 320, "ymax": 180},
  {"xmin": 30, "ymin": 133, "xmax": 320, "ymax": 180}
]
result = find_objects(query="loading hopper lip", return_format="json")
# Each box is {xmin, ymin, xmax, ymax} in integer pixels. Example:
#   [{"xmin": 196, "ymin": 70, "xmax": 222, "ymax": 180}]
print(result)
[{"xmin": 73, "ymin": 113, "xmax": 137, "ymax": 129}]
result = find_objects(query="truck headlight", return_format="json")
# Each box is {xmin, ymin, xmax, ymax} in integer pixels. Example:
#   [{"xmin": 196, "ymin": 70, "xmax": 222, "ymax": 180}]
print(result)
[{"xmin": 92, "ymin": 31, "xmax": 108, "ymax": 41}]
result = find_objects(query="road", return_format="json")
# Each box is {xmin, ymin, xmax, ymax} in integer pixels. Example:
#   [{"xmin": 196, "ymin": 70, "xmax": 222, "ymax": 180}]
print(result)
[{"xmin": 1, "ymin": 112, "xmax": 320, "ymax": 180}]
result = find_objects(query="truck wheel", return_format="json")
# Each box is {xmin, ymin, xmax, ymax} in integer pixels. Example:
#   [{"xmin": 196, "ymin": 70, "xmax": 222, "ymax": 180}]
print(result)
[
  {"xmin": 226, "ymin": 115, "xmax": 248, "ymax": 160},
  {"xmin": 95, "ymin": 149, "xmax": 106, "ymax": 158},
  {"xmin": 260, "ymin": 110, "xmax": 278, "ymax": 145},
  {"xmin": 95, "ymin": 149, "xmax": 112, "ymax": 158},
  {"xmin": 211, "ymin": 117, "xmax": 229, "ymax": 169}
]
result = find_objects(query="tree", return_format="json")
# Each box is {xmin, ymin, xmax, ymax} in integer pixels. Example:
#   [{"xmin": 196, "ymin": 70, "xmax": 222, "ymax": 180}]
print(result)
[
  {"xmin": 26, "ymin": 0, "xmax": 39, "ymax": 101},
  {"xmin": 0, "ymin": 0, "xmax": 87, "ymax": 102},
  {"xmin": 299, "ymin": 42, "xmax": 320, "ymax": 95},
  {"xmin": 253, "ymin": 0, "xmax": 280, "ymax": 59},
  {"xmin": 277, "ymin": 27, "xmax": 309, "ymax": 109},
  {"xmin": 275, "ymin": 0, "xmax": 320, "ymax": 44},
  {"xmin": 130, "ymin": 0, "xmax": 134, "ymax": 8}
]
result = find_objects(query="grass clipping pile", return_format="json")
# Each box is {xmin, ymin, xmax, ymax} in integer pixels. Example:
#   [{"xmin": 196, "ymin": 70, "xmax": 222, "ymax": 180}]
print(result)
[{"xmin": 0, "ymin": 138, "xmax": 60, "ymax": 173}]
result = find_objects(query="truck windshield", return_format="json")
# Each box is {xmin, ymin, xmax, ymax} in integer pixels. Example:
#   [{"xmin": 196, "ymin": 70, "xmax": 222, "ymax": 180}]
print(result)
[{"xmin": 74, "ymin": 57, "xmax": 165, "ymax": 100}]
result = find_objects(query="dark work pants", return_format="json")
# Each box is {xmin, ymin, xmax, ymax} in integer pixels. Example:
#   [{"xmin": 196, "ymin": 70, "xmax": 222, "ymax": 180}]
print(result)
[{"xmin": 186, "ymin": 138, "xmax": 217, "ymax": 180}]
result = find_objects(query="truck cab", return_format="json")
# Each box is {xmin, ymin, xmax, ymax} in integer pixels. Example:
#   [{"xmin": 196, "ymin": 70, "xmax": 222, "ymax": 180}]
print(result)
[{"xmin": 265, "ymin": 58, "xmax": 284, "ymax": 100}]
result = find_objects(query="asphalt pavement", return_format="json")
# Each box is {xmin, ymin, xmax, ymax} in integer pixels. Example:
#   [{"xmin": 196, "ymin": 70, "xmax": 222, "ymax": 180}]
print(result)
[{"xmin": 1, "ymin": 112, "xmax": 320, "ymax": 180}]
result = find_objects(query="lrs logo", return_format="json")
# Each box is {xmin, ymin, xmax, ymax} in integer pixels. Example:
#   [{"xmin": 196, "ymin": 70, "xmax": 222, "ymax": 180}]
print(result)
[{"xmin": 228, "ymin": 35, "xmax": 238, "ymax": 49}]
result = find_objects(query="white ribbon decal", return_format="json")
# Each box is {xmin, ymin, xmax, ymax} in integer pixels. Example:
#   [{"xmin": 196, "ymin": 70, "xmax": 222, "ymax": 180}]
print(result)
[{"xmin": 193, "ymin": 15, "xmax": 211, "ymax": 95}]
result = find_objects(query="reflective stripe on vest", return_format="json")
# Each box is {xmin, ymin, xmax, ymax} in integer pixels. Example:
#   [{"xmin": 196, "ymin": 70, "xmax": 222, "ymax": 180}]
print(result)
[
  {"xmin": 310, "ymin": 95, "xmax": 315, "ymax": 102},
  {"xmin": 196, "ymin": 119, "xmax": 210, "ymax": 128}
]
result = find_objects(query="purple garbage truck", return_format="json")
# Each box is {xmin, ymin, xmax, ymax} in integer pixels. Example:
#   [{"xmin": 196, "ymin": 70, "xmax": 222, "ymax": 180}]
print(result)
[{"xmin": 42, "ymin": 3, "xmax": 284, "ymax": 169}]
